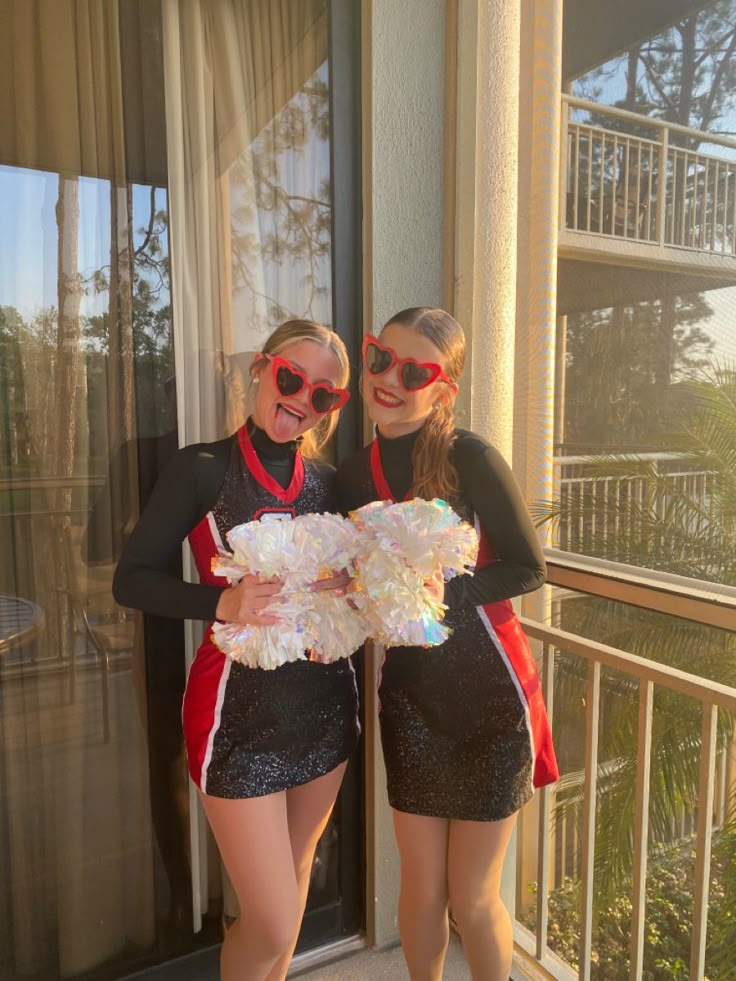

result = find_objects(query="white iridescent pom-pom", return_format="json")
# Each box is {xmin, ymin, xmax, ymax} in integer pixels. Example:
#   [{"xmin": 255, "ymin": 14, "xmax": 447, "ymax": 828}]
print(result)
[
  {"xmin": 211, "ymin": 512, "xmax": 364, "ymax": 668},
  {"xmin": 350, "ymin": 498, "xmax": 478, "ymax": 648}
]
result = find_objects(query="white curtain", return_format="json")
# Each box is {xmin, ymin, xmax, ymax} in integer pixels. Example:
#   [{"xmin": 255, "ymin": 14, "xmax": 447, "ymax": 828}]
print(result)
[{"xmin": 162, "ymin": 0, "xmax": 330, "ymax": 447}]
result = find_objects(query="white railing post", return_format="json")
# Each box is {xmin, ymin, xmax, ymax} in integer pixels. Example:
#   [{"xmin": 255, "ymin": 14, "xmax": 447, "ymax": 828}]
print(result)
[
  {"xmin": 629, "ymin": 679, "xmax": 654, "ymax": 980},
  {"xmin": 535, "ymin": 643, "xmax": 555, "ymax": 958},
  {"xmin": 579, "ymin": 660, "xmax": 600, "ymax": 980},
  {"xmin": 691, "ymin": 703, "xmax": 718, "ymax": 981},
  {"xmin": 657, "ymin": 126, "xmax": 668, "ymax": 246},
  {"xmin": 559, "ymin": 99, "xmax": 569, "ymax": 231},
  {"xmin": 560, "ymin": 94, "xmax": 736, "ymax": 256},
  {"xmin": 513, "ymin": 615, "xmax": 736, "ymax": 980}
]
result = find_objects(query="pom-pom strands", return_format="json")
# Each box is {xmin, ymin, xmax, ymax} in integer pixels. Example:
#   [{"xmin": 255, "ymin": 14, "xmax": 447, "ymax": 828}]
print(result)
[
  {"xmin": 350, "ymin": 499, "xmax": 478, "ymax": 648},
  {"xmin": 210, "ymin": 500, "xmax": 478, "ymax": 668},
  {"xmin": 211, "ymin": 513, "xmax": 365, "ymax": 669}
]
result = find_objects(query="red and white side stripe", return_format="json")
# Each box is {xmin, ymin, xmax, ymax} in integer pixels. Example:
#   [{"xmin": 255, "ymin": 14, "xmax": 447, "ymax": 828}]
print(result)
[
  {"xmin": 473, "ymin": 516, "xmax": 559, "ymax": 790},
  {"xmin": 476, "ymin": 604, "xmax": 536, "ymax": 796},
  {"xmin": 188, "ymin": 511, "xmax": 229, "ymax": 588},
  {"xmin": 183, "ymin": 512, "xmax": 234, "ymax": 791},
  {"xmin": 198, "ymin": 652, "xmax": 231, "ymax": 794}
]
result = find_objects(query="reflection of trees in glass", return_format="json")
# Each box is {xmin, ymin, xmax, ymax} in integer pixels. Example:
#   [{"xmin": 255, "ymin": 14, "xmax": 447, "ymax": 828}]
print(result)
[
  {"xmin": 84, "ymin": 186, "xmax": 174, "ymax": 446},
  {"xmin": 0, "ymin": 182, "xmax": 173, "ymax": 503},
  {"xmin": 564, "ymin": 295, "xmax": 714, "ymax": 451},
  {"xmin": 229, "ymin": 69, "xmax": 331, "ymax": 332},
  {"xmin": 0, "ymin": 305, "xmax": 34, "ymax": 474},
  {"xmin": 0, "ymin": 304, "xmax": 59, "ymax": 475}
]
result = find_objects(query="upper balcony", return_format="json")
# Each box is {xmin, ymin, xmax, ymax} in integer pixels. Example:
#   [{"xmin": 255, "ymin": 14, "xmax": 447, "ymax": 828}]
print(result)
[{"xmin": 559, "ymin": 95, "xmax": 736, "ymax": 301}]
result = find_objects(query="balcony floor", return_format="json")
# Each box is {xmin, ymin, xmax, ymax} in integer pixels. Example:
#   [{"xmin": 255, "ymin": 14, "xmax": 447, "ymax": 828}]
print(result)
[{"xmin": 295, "ymin": 935, "xmax": 469, "ymax": 979}]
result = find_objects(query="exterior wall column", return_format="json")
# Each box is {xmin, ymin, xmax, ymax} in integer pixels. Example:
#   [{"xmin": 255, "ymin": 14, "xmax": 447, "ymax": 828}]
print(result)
[
  {"xmin": 362, "ymin": 0, "xmax": 447, "ymax": 948},
  {"xmin": 514, "ymin": 0, "xmax": 563, "ymax": 511},
  {"xmin": 514, "ymin": 0, "xmax": 564, "ymax": 917},
  {"xmin": 452, "ymin": 0, "xmax": 524, "ymax": 924},
  {"xmin": 454, "ymin": 0, "xmax": 522, "ymax": 459}
]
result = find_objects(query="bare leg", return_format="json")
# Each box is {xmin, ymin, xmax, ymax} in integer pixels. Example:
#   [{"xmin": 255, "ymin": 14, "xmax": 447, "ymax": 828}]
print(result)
[
  {"xmin": 392, "ymin": 809, "xmax": 450, "ymax": 981},
  {"xmin": 264, "ymin": 761, "xmax": 348, "ymax": 981},
  {"xmin": 200, "ymin": 791, "xmax": 299, "ymax": 981},
  {"xmin": 447, "ymin": 813, "xmax": 517, "ymax": 981}
]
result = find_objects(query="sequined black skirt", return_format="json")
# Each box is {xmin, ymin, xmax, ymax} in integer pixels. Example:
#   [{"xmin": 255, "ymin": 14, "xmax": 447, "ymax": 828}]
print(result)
[
  {"xmin": 378, "ymin": 607, "xmax": 536, "ymax": 821},
  {"xmin": 183, "ymin": 644, "xmax": 360, "ymax": 798}
]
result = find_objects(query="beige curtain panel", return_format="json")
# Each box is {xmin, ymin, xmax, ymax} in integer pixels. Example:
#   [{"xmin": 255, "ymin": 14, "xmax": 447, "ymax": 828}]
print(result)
[{"xmin": 0, "ymin": 2, "xmax": 155, "ymax": 976}]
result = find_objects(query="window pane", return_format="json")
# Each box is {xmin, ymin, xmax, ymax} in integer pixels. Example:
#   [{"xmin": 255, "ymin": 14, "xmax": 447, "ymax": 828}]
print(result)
[
  {"xmin": 0, "ymin": 4, "xmax": 215, "ymax": 976},
  {"xmin": 554, "ymin": 4, "xmax": 736, "ymax": 589}
]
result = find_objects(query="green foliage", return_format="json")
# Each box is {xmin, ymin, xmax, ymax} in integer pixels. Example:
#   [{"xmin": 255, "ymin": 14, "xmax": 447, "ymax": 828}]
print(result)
[
  {"xmin": 522, "ymin": 826, "xmax": 736, "ymax": 979},
  {"xmin": 566, "ymin": 1, "xmax": 736, "ymax": 454},
  {"xmin": 539, "ymin": 365, "xmax": 736, "ymax": 581}
]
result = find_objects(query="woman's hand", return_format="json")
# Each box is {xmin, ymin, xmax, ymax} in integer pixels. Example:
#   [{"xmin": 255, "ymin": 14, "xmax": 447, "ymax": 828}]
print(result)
[
  {"xmin": 424, "ymin": 567, "xmax": 445, "ymax": 605},
  {"xmin": 308, "ymin": 568, "xmax": 352, "ymax": 597},
  {"xmin": 215, "ymin": 575, "xmax": 284, "ymax": 626}
]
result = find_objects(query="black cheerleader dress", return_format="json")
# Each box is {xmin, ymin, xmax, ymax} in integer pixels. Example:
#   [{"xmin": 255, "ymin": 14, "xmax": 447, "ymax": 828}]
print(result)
[
  {"xmin": 338, "ymin": 427, "xmax": 558, "ymax": 821},
  {"xmin": 113, "ymin": 421, "xmax": 360, "ymax": 799}
]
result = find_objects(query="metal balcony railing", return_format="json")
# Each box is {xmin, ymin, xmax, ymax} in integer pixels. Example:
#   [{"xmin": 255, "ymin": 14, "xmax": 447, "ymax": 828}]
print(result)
[
  {"xmin": 550, "ymin": 747, "xmax": 730, "ymax": 891},
  {"xmin": 562, "ymin": 95, "xmax": 736, "ymax": 257},
  {"xmin": 555, "ymin": 452, "xmax": 715, "ymax": 555},
  {"xmin": 513, "ymin": 557, "xmax": 736, "ymax": 981}
]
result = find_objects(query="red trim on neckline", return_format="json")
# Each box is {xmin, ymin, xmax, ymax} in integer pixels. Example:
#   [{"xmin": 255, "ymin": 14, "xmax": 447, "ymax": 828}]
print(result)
[
  {"xmin": 370, "ymin": 439, "xmax": 413, "ymax": 503},
  {"xmin": 238, "ymin": 426, "xmax": 304, "ymax": 504}
]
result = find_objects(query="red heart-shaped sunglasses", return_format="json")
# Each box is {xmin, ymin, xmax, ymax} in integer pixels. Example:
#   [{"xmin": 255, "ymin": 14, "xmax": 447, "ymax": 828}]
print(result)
[
  {"xmin": 263, "ymin": 354, "xmax": 350, "ymax": 414},
  {"xmin": 362, "ymin": 335, "xmax": 450, "ymax": 391}
]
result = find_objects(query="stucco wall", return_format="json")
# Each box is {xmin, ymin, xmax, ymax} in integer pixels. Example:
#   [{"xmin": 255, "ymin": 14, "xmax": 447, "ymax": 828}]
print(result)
[
  {"xmin": 362, "ymin": 0, "xmax": 447, "ymax": 948},
  {"xmin": 368, "ymin": 0, "xmax": 446, "ymax": 332}
]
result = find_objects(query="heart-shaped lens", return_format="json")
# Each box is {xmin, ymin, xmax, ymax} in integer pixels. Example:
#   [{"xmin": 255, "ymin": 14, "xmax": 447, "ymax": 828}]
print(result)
[
  {"xmin": 365, "ymin": 343, "xmax": 393, "ymax": 375},
  {"xmin": 311, "ymin": 387, "xmax": 342, "ymax": 413},
  {"xmin": 275, "ymin": 364, "xmax": 305, "ymax": 397},
  {"xmin": 400, "ymin": 362, "xmax": 436, "ymax": 390}
]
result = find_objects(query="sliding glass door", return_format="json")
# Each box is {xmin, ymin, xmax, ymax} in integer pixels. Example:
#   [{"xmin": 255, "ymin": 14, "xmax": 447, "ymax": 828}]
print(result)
[{"xmin": 0, "ymin": 2, "xmax": 362, "ymax": 978}]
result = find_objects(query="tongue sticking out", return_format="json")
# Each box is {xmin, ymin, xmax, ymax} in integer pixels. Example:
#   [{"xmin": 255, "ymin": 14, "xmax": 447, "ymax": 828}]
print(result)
[{"xmin": 272, "ymin": 404, "xmax": 304, "ymax": 440}]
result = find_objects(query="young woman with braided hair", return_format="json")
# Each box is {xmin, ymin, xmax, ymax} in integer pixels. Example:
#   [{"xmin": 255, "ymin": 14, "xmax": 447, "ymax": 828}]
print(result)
[{"xmin": 338, "ymin": 307, "xmax": 558, "ymax": 981}]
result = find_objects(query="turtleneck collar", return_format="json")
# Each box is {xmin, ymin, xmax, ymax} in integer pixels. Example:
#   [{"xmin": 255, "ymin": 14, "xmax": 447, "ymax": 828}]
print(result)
[
  {"xmin": 376, "ymin": 425, "xmax": 422, "ymax": 456},
  {"xmin": 246, "ymin": 417, "xmax": 299, "ymax": 461},
  {"xmin": 374, "ymin": 426, "xmax": 422, "ymax": 501}
]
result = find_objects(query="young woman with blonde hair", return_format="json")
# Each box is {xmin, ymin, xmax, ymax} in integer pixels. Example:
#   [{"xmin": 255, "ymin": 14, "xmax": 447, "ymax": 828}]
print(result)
[
  {"xmin": 338, "ymin": 307, "xmax": 558, "ymax": 981},
  {"xmin": 114, "ymin": 320, "xmax": 359, "ymax": 981}
]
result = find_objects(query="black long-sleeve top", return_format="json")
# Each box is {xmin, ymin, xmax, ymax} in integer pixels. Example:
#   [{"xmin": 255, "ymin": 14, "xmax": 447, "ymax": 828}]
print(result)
[
  {"xmin": 337, "ymin": 427, "xmax": 546, "ymax": 611},
  {"xmin": 112, "ymin": 422, "xmax": 330, "ymax": 622}
]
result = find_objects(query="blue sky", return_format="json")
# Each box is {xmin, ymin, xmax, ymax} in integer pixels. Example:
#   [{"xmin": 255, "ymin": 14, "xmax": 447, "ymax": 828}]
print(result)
[
  {"xmin": 0, "ymin": 61, "xmax": 331, "ymax": 343},
  {"xmin": 0, "ymin": 168, "xmax": 167, "ymax": 323}
]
